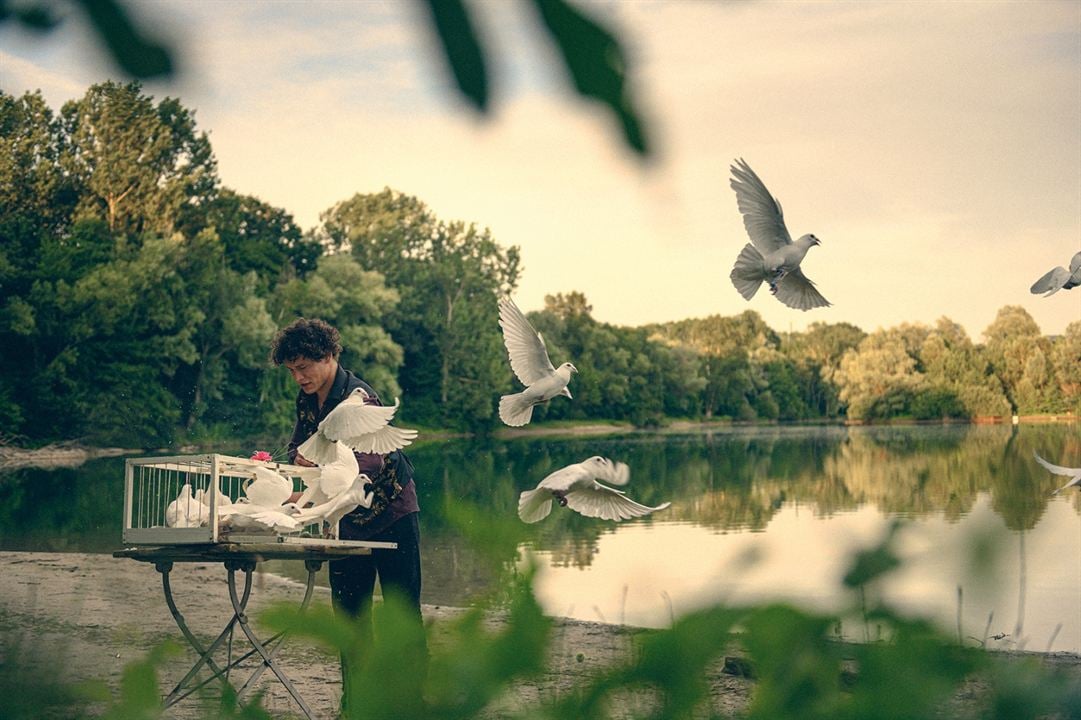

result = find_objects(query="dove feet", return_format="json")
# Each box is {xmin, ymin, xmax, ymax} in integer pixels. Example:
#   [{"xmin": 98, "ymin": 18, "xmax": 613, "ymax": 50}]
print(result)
[{"xmin": 553, "ymin": 492, "xmax": 569, "ymax": 507}]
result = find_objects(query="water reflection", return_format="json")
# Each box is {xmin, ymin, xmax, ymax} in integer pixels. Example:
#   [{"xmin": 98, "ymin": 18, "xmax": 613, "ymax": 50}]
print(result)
[{"xmin": 2, "ymin": 424, "xmax": 1078, "ymax": 650}]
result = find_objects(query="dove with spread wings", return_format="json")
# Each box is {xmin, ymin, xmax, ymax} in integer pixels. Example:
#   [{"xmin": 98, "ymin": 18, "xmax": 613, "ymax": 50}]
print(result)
[
  {"xmin": 297, "ymin": 387, "xmax": 418, "ymax": 465},
  {"xmin": 1030, "ymin": 250, "xmax": 1081, "ymax": 297},
  {"xmin": 729, "ymin": 158, "xmax": 831, "ymax": 311},
  {"xmin": 518, "ymin": 456, "xmax": 670, "ymax": 523},
  {"xmin": 498, "ymin": 296, "xmax": 578, "ymax": 426},
  {"xmin": 1034, "ymin": 451, "xmax": 1081, "ymax": 496}
]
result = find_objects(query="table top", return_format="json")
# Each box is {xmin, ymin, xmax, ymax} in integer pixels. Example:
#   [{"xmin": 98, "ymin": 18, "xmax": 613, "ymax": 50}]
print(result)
[{"xmin": 114, "ymin": 538, "xmax": 396, "ymax": 563}]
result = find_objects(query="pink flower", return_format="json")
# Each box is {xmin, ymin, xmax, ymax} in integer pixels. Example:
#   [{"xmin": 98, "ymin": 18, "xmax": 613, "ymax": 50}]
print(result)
[{"xmin": 250, "ymin": 451, "xmax": 273, "ymax": 462}]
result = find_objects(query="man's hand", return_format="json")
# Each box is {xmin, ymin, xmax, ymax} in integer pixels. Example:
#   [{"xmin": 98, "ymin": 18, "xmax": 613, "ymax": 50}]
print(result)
[{"xmin": 294, "ymin": 453, "xmax": 316, "ymax": 467}]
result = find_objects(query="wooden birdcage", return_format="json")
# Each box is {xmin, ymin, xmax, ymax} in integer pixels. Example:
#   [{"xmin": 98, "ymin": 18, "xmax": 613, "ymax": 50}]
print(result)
[{"xmin": 122, "ymin": 454, "xmax": 318, "ymax": 545}]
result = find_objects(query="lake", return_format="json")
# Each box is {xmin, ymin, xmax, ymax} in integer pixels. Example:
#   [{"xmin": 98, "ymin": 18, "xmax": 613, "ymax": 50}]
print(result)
[{"xmin": 2, "ymin": 423, "xmax": 1078, "ymax": 652}]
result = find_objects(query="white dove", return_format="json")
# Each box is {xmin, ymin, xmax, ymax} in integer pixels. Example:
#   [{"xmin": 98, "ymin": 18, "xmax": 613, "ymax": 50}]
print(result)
[
  {"xmin": 498, "ymin": 296, "xmax": 578, "ymax": 426},
  {"xmin": 291, "ymin": 473, "xmax": 374, "ymax": 539},
  {"xmin": 517, "ymin": 456, "xmax": 671, "ymax": 523},
  {"xmin": 297, "ymin": 387, "xmax": 418, "ymax": 465},
  {"xmin": 1034, "ymin": 451, "xmax": 1081, "ymax": 495},
  {"xmin": 165, "ymin": 484, "xmax": 203, "ymax": 527},
  {"xmin": 222, "ymin": 501, "xmax": 304, "ymax": 534},
  {"xmin": 294, "ymin": 440, "xmax": 359, "ymax": 508},
  {"xmin": 729, "ymin": 158, "xmax": 831, "ymax": 311},
  {"xmin": 242, "ymin": 465, "xmax": 294, "ymax": 508},
  {"xmin": 1030, "ymin": 251, "xmax": 1081, "ymax": 296}
]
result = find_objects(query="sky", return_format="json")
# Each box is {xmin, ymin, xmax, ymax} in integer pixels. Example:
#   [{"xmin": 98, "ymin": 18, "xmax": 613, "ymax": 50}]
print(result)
[{"xmin": 2, "ymin": 0, "xmax": 1079, "ymax": 339}]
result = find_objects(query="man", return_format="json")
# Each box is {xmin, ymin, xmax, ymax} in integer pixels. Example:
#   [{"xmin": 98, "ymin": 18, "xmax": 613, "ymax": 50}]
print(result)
[{"xmin": 269, "ymin": 317, "xmax": 426, "ymax": 710}]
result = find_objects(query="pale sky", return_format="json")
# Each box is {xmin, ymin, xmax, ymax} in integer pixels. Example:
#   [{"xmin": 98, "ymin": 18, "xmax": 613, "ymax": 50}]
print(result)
[{"xmin": 2, "ymin": 0, "xmax": 1079, "ymax": 338}]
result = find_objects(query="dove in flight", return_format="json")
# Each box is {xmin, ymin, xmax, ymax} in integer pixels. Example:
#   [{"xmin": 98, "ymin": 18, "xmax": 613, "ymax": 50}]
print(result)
[
  {"xmin": 297, "ymin": 387, "xmax": 418, "ymax": 465},
  {"xmin": 498, "ymin": 296, "xmax": 578, "ymax": 426},
  {"xmin": 1030, "ymin": 251, "xmax": 1081, "ymax": 296},
  {"xmin": 1034, "ymin": 451, "xmax": 1081, "ymax": 495},
  {"xmin": 294, "ymin": 440, "xmax": 359, "ymax": 509},
  {"xmin": 728, "ymin": 158, "xmax": 831, "ymax": 311},
  {"xmin": 517, "ymin": 456, "xmax": 671, "ymax": 523},
  {"xmin": 291, "ymin": 473, "xmax": 374, "ymax": 539}
]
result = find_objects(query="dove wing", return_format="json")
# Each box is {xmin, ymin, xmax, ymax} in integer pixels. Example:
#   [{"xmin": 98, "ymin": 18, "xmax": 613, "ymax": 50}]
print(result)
[
  {"xmin": 321, "ymin": 397, "xmax": 400, "ymax": 442},
  {"xmin": 730, "ymin": 158, "xmax": 792, "ymax": 254},
  {"xmin": 774, "ymin": 268, "xmax": 831, "ymax": 310},
  {"xmin": 1034, "ymin": 452, "xmax": 1081, "ymax": 478},
  {"xmin": 499, "ymin": 297, "xmax": 556, "ymax": 386},
  {"xmin": 564, "ymin": 482, "xmax": 671, "ymax": 521},
  {"xmin": 1030, "ymin": 266, "xmax": 1069, "ymax": 296},
  {"xmin": 348, "ymin": 425, "xmax": 418, "ymax": 455},
  {"xmin": 1070, "ymin": 251, "xmax": 1081, "ymax": 273}
]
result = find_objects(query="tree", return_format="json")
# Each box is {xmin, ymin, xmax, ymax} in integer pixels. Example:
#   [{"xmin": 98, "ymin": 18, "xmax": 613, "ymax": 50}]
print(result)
[
  {"xmin": 982, "ymin": 305, "xmax": 1052, "ymax": 413},
  {"xmin": 1049, "ymin": 320, "xmax": 1081, "ymax": 414},
  {"xmin": 318, "ymin": 189, "xmax": 520, "ymax": 429},
  {"xmin": 202, "ymin": 189, "xmax": 319, "ymax": 283},
  {"xmin": 0, "ymin": 90, "xmax": 74, "ymax": 298},
  {"xmin": 919, "ymin": 317, "xmax": 1009, "ymax": 418},
  {"xmin": 781, "ymin": 321, "xmax": 866, "ymax": 417},
  {"xmin": 834, "ymin": 329, "xmax": 925, "ymax": 421},
  {"xmin": 58, "ymin": 81, "xmax": 217, "ymax": 237}
]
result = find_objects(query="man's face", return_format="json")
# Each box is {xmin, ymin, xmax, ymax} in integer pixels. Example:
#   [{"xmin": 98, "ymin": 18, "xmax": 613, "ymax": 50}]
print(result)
[{"xmin": 283, "ymin": 355, "xmax": 336, "ymax": 395}]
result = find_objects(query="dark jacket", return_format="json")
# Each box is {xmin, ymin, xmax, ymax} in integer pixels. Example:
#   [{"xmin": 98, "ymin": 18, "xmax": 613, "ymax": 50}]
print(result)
[{"xmin": 288, "ymin": 365, "xmax": 419, "ymax": 540}]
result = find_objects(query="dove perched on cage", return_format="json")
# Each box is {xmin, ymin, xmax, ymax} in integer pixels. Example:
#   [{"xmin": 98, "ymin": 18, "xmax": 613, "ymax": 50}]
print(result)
[
  {"xmin": 1030, "ymin": 251, "xmax": 1081, "ymax": 296},
  {"xmin": 297, "ymin": 387, "xmax": 418, "ymax": 465},
  {"xmin": 728, "ymin": 158, "xmax": 831, "ymax": 311},
  {"xmin": 291, "ymin": 473, "xmax": 374, "ymax": 539},
  {"xmin": 1034, "ymin": 451, "xmax": 1081, "ymax": 495},
  {"xmin": 241, "ymin": 465, "xmax": 294, "ymax": 508},
  {"xmin": 518, "ymin": 456, "xmax": 671, "ymax": 523},
  {"xmin": 294, "ymin": 440, "xmax": 359, "ymax": 508},
  {"xmin": 498, "ymin": 296, "xmax": 578, "ymax": 426}
]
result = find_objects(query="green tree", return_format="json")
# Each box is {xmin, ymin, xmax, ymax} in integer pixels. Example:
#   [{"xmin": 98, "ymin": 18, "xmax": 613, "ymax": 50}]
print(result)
[
  {"xmin": 319, "ymin": 189, "xmax": 520, "ymax": 429},
  {"xmin": 202, "ymin": 188, "xmax": 319, "ymax": 283},
  {"xmin": 780, "ymin": 321, "xmax": 866, "ymax": 417},
  {"xmin": 919, "ymin": 317, "xmax": 1010, "ymax": 418},
  {"xmin": 58, "ymin": 80, "xmax": 217, "ymax": 237},
  {"xmin": 835, "ymin": 329, "xmax": 925, "ymax": 421},
  {"xmin": 1049, "ymin": 320, "xmax": 1081, "ymax": 414},
  {"xmin": 982, "ymin": 305, "xmax": 1052, "ymax": 413}
]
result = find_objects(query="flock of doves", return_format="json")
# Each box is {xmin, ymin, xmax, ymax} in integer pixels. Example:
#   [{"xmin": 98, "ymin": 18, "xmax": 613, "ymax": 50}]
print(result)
[{"xmin": 164, "ymin": 159, "xmax": 1080, "ymax": 535}]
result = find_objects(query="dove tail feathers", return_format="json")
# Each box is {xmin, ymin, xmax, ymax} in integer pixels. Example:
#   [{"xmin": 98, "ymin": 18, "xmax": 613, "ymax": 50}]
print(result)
[
  {"xmin": 518, "ymin": 488, "xmax": 553, "ymax": 523},
  {"xmin": 731, "ymin": 243, "xmax": 767, "ymax": 300},
  {"xmin": 499, "ymin": 392, "xmax": 535, "ymax": 427}
]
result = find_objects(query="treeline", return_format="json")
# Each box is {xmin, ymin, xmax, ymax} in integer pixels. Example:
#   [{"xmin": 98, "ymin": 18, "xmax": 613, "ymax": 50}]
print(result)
[{"xmin": 2, "ymin": 83, "xmax": 1078, "ymax": 447}]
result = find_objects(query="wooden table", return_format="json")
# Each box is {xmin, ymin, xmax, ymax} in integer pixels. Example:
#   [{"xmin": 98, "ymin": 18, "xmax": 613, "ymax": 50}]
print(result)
[{"xmin": 114, "ymin": 540, "xmax": 396, "ymax": 719}]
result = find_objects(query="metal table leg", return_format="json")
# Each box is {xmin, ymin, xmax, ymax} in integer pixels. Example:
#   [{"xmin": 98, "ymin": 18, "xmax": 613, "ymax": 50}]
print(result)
[
  {"xmin": 155, "ymin": 559, "xmax": 318, "ymax": 718},
  {"xmin": 237, "ymin": 559, "xmax": 321, "ymax": 699},
  {"xmin": 156, "ymin": 560, "xmax": 253, "ymax": 707},
  {"xmin": 225, "ymin": 559, "xmax": 317, "ymax": 720}
]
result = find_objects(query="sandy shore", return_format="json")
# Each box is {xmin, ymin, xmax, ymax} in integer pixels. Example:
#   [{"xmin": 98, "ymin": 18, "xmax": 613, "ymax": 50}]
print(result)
[{"xmin": 2, "ymin": 551, "xmax": 1078, "ymax": 719}]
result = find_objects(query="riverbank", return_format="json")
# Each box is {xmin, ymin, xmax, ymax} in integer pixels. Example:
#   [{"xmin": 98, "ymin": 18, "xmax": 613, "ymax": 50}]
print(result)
[
  {"xmin": 2, "ymin": 551, "xmax": 1079, "ymax": 719},
  {"xmin": 0, "ymin": 442, "xmax": 136, "ymax": 471},
  {"xmin": 4, "ymin": 413, "xmax": 1076, "ymax": 472}
]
